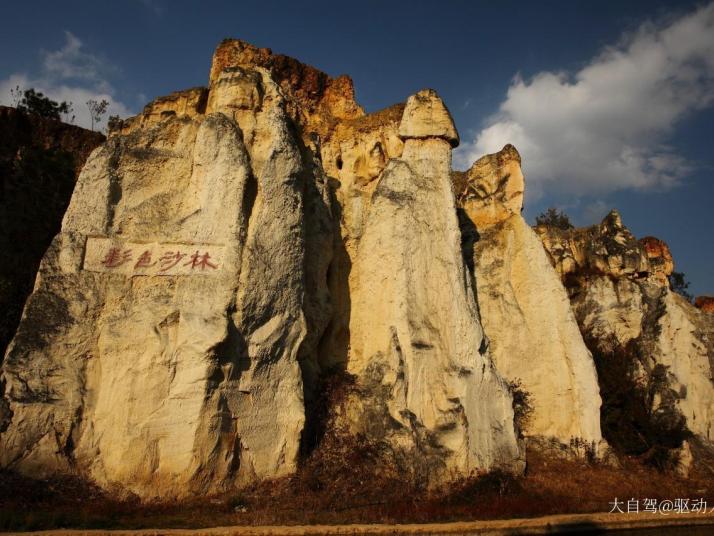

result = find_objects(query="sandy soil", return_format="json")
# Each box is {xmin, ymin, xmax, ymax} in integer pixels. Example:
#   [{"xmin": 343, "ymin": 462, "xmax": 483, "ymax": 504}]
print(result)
[{"xmin": 4, "ymin": 511, "xmax": 714, "ymax": 536}]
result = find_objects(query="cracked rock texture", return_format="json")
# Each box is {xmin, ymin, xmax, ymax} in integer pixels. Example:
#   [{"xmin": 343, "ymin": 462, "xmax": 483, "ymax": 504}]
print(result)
[
  {"xmin": 341, "ymin": 92, "xmax": 523, "ymax": 480},
  {"xmin": 1, "ymin": 42, "xmax": 523, "ymax": 496},
  {"xmin": 537, "ymin": 214, "xmax": 714, "ymax": 443},
  {"xmin": 0, "ymin": 59, "xmax": 336, "ymax": 498},
  {"xmin": 5, "ymin": 37, "xmax": 712, "ymax": 498},
  {"xmin": 455, "ymin": 145, "xmax": 603, "ymax": 448}
]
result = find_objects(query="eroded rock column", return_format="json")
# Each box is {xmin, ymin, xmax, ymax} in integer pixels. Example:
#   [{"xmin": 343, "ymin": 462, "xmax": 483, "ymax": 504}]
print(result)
[
  {"xmin": 457, "ymin": 145, "xmax": 603, "ymax": 450},
  {"xmin": 344, "ymin": 90, "xmax": 523, "ymax": 482}
]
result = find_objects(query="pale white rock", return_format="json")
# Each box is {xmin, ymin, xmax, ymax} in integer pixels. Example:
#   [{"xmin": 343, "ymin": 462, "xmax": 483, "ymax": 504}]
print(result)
[
  {"xmin": 571, "ymin": 276, "xmax": 646, "ymax": 349},
  {"xmin": 652, "ymin": 292, "xmax": 714, "ymax": 441},
  {"xmin": 538, "ymin": 215, "xmax": 714, "ymax": 445},
  {"xmin": 398, "ymin": 89, "xmax": 459, "ymax": 147},
  {"xmin": 343, "ymin": 92, "xmax": 523, "ymax": 481},
  {"xmin": 0, "ymin": 65, "xmax": 335, "ymax": 498},
  {"xmin": 457, "ymin": 145, "xmax": 603, "ymax": 448}
]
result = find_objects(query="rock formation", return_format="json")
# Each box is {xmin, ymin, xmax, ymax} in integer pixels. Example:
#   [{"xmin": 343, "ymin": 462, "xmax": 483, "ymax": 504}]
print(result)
[
  {"xmin": 341, "ymin": 92, "xmax": 522, "ymax": 481},
  {"xmin": 0, "ymin": 107, "xmax": 104, "ymax": 361},
  {"xmin": 0, "ymin": 57, "xmax": 340, "ymax": 498},
  {"xmin": 2, "ymin": 37, "xmax": 712, "ymax": 499},
  {"xmin": 0, "ymin": 41, "xmax": 523, "ymax": 497},
  {"xmin": 640, "ymin": 236, "xmax": 675, "ymax": 287},
  {"xmin": 695, "ymin": 296, "xmax": 714, "ymax": 313},
  {"xmin": 454, "ymin": 145, "xmax": 603, "ymax": 450},
  {"xmin": 537, "ymin": 214, "xmax": 714, "ymax": 454}
]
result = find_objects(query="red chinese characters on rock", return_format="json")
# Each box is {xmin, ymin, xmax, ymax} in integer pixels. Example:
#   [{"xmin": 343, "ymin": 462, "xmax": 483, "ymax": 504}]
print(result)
[
  {"xmin": 157, "ymin": 250, "xmax": 219, "ymax": 273},
  {"xmin": 93, "ymin": 242, "xmax": 221, "ymax": 275},
  {"xmin": 184, "ymin": 251, "xmax": 218, "ymax": 271},
  {"xmin": 101, "ymin": 248, "xmax": 132, "ymax": 268},
  {"xmin": 159, "ymin": 251, "xmax": 187, "ymax": 272},
  {"xmin": 135, "ymin": 250, "xmax": 157, "ymax": 269}
]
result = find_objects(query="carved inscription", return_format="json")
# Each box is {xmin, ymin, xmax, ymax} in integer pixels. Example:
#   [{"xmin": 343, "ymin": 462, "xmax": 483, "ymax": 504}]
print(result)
[{"xmin": 83, "ymin": 237, "xmax": 225, "ymax": 276}]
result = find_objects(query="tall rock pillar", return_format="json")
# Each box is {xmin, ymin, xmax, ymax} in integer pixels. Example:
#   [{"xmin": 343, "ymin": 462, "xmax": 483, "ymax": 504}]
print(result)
[
  {"xmin": 456, "ymin": 145, "xmax": 604, "ymax": 451},
  {"xmin": 344, "ymin": 90, "xmax": 523, "ymax": 482}
]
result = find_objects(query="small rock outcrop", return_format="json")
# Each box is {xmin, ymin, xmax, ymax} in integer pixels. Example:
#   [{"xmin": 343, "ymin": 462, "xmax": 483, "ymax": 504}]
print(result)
[
  {"xmin": 695, "ymin": 296, "xmax": 714, "ymax": 313},
  {"xmin": 537, "ymin": 215, "xmax": 714, "ymax": 457},
  {"xmin": 209, "ymin": 39, "xmax": 364, "ymax": 145},
  {"xmin": 640, "ymin": 236, "xmax": 674, "ymax": 287},
  {"xmin": 455, "ymin": 145, "xmax": 603, "ymax": 449}
]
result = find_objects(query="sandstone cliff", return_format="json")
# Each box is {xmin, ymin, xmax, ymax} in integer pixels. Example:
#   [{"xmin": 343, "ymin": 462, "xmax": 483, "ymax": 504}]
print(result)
[
  {"xmin": 0, "ymin": 41, "xmax": 523, "ymax": 497},
  {"xmin": 454, "ymin": 145, "xmax": 604, "ymax": 450},
  {"xmin": 3, "ymin": 37, "xmax": 711, "ymax": 499},
  {"xmin": 0, "ymin": 62, "xmax": 340, "ymax": 498},
  {"xmin": 537, "ymin": 213, "xmax": 714, "ymax": 468}
]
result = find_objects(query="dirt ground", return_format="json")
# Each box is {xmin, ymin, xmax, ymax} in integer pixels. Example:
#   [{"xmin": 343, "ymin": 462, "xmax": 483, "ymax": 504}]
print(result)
[{"xmin": 2, "ymin": 444, "xmax": 714, "ymax": 532}]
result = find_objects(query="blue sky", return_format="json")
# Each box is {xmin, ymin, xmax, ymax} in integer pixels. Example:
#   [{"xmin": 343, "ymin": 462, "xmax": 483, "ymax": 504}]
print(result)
[{"xmin": 1, "ymin": 0, "xmax": 712, "ymax": 295}]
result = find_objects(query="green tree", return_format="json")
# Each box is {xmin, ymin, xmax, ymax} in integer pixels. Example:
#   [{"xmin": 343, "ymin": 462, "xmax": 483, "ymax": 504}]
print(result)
[
  {"xmin": 16, "ymin": 88, "xmax": 72, "ymax": 120},
  {"xmin": 535, "ymin": 207, "xmax": 574, "ymax": 230},
  {"xmin": 669, "ymin": 271, "xmax": 693, "ymax": 302},
  {"xmin": 10, "ymin": 85, "xmax": 23, "ymax": 107},
  {"xmin": 86, "ymin": 99, "xmax": 109, "ymax": 131},
  {"xmin": 107, "ymin": 114, "xmax": 123, "ymax": 132}
]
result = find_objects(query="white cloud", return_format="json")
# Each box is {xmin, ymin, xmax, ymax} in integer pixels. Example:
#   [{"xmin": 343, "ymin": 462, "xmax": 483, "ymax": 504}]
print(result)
[
  {"xmin": 455, "ymin": 2, "xmax": 714, "ymax": 199},
  {"xmin": 0, "ymin": 31, "xmax": 133, "ymax": 130}
]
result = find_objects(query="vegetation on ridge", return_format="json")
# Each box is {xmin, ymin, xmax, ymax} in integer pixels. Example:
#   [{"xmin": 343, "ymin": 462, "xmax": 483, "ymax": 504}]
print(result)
[
  {"xmin": 535, "ymin": 207, "xmax": 574, "ymax": 230},
  {"xmin": 11, "ymin": 86, "xmax": 74, "ymax": 122},
  {"xmin": 586, "ymin": 335, "xmax": 691, "ymax": 472}
]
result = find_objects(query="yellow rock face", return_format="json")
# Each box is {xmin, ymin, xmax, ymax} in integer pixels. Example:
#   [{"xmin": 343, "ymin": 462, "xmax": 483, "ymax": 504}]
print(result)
[
  {"xmin": 398, "ymin": 89, "xmax": 459, "ymax": 147},
  {"xmin": 116, "ymin": 87, "xmax": 208, "ymax": 135},
  {"xmin": 640, "ymin": 235, "xmax": 675, "ymax": 286},
  {"xmin": 456, "ymin": 145, "xmax": 604, "ymax": 450},
  {"xmin": 208, "ymin": 38, "xmax": 364, "ymax": 145},
  {"xmin": 341, "ymin": 94, "xmax": 523, "ymax": 479},
  {"xmin": 538, "ymin": 213, "xmax": 714, "ymax": 447},
  {"xmin": 457, "ymin": 144, "xmax": 524, "ymax": 228},
  {"xmin": 0, "ymin": 62, "xmax": 336, "ymax": 499}
]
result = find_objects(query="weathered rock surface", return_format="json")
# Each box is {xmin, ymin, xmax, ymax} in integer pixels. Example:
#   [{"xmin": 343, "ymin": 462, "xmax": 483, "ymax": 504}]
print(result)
[
  {"xmin": 342, "ymin": 91, "xmax": 522, "ymax": 480},
  {"xmin": 398, "ymin": 89, "xmax": 459, "ymax": 147},
  {"xmin": 537, "ymin": 215, "xmax": 714, "ymax": 445},
  {"xmin": 455, "ymin": 144, "xmax": 523, "ymax": 228},
  {"xmin": 0, "ymin": 58, "xmax": 337, "ymax": 498},
  {"xmin": 5, "ymin": 36, "xmax": 711, "ymax": 497},
  {"xmin": 0, "ymin": 105, "xmax": 104, "ymax": 378},
  {"xmin": 1, "ymin": 43, "xmax": 525, "ymax": 497},
  {"xmin": 209, "ymin": 39, "xmax": 364, "ymax": 146},
  {"xmin": 315, "ymin": 103, "xmax": 405, "ymax": 374},
  {"xmin": 696, "ymin": 296, "xmax": 714, "ymax": 313},
  {"xmin": 455, "ymin": 145, "xmax": 603, "ymax": 448},
  {"xmin": 537, "ymin": 210, "xmax": 651, "ymax": 282},
  {"xmin": 640, "ymin": 236, "xmax": 674, "ymax": 286},
  {"xmin": 115, "ymin": 87, "xmax": 208, "ymax": 135}
]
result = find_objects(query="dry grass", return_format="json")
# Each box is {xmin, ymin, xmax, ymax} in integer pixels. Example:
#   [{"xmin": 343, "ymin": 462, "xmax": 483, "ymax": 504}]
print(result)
[{"xmin": 2, "ymin": 443, "xmax": 713, "ymax": 531}]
